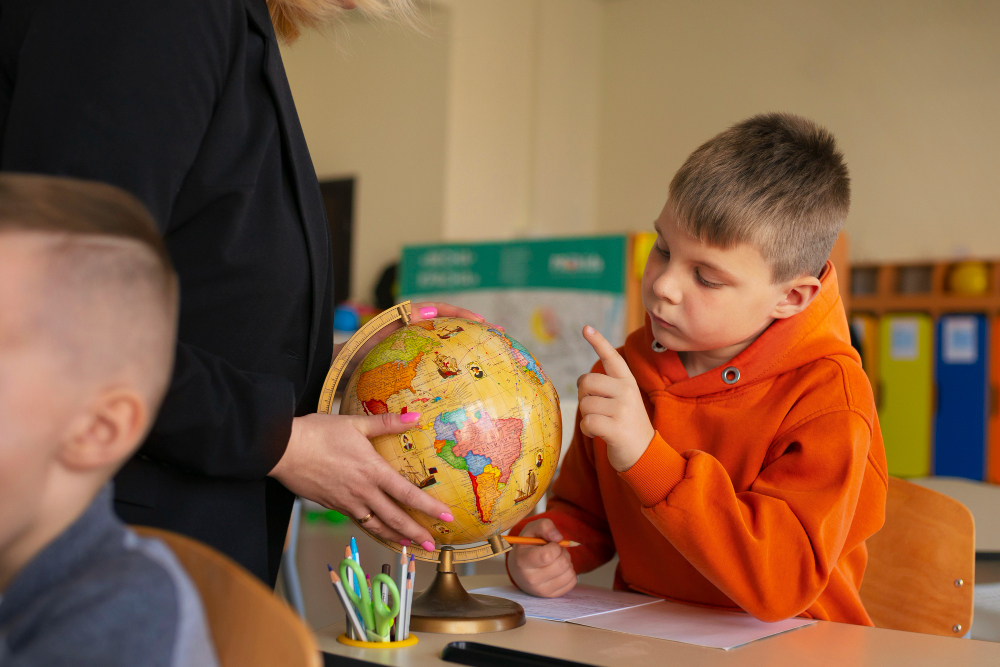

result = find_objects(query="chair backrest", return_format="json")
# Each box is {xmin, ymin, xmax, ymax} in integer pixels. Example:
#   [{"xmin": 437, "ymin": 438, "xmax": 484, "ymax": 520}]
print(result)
[
  {"xmin": 859, "ymin": 476, "xmax": 975, "ymax": 636},
  {"xmin": 133, "ymin": 526, "xmax": 321, "ymax": 667}
]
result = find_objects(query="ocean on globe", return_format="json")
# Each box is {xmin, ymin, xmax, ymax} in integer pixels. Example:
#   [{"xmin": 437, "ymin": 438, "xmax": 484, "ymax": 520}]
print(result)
[{"xmin": 340, "ymin": 317, "xmax": 562, "ymax": 546}]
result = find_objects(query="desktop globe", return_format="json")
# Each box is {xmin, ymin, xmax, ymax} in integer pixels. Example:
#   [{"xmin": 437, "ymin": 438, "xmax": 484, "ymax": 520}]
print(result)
[
  {"xmin": 321, "ymin": 305, "xmax": 562, "ymax": 633},
  {"xmin": 340, "ymin": 317, "xmax": 561, "ymax": 546}
]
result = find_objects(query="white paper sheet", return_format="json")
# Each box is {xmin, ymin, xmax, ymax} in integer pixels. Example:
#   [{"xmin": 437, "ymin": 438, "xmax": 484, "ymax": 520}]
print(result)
[
  {"xmin": 469, "ymin": 585, "xmax": 660, "ymax": 621},
  {"xmin": 569, "ymin": 598, "xmax": 815, "ymax": 650},
  {"xmin": 470, "ymin": 584, "xmax": 814, "ymax": 650}
]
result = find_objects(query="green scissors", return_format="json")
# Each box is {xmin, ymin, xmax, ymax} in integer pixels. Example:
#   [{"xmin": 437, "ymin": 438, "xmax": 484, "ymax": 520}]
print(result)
[{"xmin": 339, "ymin": 558, "xmax": 400, "ymax": 642}]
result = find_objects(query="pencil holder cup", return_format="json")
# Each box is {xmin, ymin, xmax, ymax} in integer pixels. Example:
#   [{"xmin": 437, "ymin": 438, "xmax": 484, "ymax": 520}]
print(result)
[{"xmin": 337, "ymin": 634, "xmax": 419, "ymax": 649}]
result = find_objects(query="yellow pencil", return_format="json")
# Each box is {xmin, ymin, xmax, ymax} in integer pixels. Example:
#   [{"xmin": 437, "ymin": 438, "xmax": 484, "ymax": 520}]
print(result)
[{"xmin": 504, "ymin": 535, "xmax": 580, "ymax": 548}]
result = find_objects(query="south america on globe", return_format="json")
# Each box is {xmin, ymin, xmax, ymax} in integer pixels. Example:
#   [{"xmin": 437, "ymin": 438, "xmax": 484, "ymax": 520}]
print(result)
[{"xmin": 340, "ymin": 318, "xmax": 562, "ymax": 546}]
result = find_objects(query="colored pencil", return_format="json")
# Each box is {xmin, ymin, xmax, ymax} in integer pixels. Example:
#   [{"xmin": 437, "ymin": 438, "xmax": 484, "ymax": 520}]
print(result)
[
  {"xmin": 398, "ymin": 547, "xmax": 408, "ymax": 638},
  {"xmin": 381, "ymin": 564, "xmax": 391, "ymax": 606},
  {"xmin": 403, "ymin": 556, "xmax": 416, "ymax": 639},
  {"xmin": 503, "ymin": 535, "xmax": 581, "ymax": 548},
  {"xmin": 342, "ymin": 546, "xmax": 356, "ymax": 639},
  {"xmin": 344, "ymin": 545, "xmax": 355, "ymax": 591},
  {"xmin": 328, "ymin": 565, "xmax": 366, "ymax": 640},
  {"xmin": 350, "ymin": 536, "xmax": 362, "ymax": 596},
  {"xmin": 403, "ymin": 578, "xmax": 413, "ymax": 639}
]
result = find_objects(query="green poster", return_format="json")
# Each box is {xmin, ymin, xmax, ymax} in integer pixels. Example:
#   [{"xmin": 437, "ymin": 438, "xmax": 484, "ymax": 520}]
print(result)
[{"xmin": 400, "ymin": 236, "xmax": 628, "ymax": 401}]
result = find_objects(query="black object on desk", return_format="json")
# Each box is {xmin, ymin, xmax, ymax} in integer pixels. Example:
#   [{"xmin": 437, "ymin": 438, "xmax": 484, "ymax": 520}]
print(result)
[
  {"xmin": 322, "ymin": 651, "xmax": 377, "ymax": 667},
  {"xmin": 441, "ymin": 641, "xmax": 599, "ymax": 667}
]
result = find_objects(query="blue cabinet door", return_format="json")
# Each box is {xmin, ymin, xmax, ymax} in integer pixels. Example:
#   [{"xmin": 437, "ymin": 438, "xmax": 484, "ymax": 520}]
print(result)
[{"xmin": 934, "ymin": 314, "xmax": 989, "ymax": 479}]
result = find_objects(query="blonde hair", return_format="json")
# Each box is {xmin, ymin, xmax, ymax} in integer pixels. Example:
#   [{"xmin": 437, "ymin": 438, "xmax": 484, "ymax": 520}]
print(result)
[
  {"xmin": 669, "ymin": 113, "xmax": 850, "ymax": 283},
  {"xmin": 267, "ymin": 0, "xmax": 417, "ymax": 43}
]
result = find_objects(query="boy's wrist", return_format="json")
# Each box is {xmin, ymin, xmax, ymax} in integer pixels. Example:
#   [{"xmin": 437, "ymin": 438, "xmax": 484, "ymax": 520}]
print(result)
[
  {"xmin": 619, "ymin": 431, "xmax": 687, "ymax": 506},
  {"xmin": 607, "ymin": 423, "xmax": 656, "ymax": 472}
]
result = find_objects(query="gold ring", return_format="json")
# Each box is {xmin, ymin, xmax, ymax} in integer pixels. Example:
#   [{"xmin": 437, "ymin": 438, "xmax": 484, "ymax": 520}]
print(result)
[{"xmin": 357, "ymin": 513, "xmax": 374, "ymax": 524}]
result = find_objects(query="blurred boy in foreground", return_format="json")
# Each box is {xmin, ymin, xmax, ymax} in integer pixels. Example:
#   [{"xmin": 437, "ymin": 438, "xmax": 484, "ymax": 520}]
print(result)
[
  {"xmin": 0, "ymin": 174, "xmax": 217, "ymax": 665},
  {"xmin": 508, "ymin": 114, "xmax": 887, "ymax": 625}
]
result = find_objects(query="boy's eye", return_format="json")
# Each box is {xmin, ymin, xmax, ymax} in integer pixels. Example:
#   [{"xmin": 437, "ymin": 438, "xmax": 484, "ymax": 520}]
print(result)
[
  {"xmin": 656, "ymin": 244, "xmax": 670, "ymax": 258},
  {"xmin": 695, "ymin": 269, "xmax": 723, "ymax": 288}
]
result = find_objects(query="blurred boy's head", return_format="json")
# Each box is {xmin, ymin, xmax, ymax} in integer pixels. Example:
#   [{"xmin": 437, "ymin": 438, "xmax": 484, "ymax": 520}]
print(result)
[
  {"xmin": 0, "ymin": 174, "xmax": 177, "ymax": 585},
  {"xmin": 643, "ymin": 113, "xmax": 850, "ymax": 358}
]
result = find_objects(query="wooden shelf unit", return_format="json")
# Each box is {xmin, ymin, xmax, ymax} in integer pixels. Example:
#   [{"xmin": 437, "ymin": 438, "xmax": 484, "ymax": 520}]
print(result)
[{"xmin": 849, "ymin": 261, "xmax": 1000, "ymax": 317}]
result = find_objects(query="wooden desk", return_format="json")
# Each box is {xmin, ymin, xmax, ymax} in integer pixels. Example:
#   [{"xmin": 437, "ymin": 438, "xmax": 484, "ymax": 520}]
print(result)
[
  {"xmin": 316, "ymin": 576, "xmax": 1000, "ymax": 666},
  {"xmin": 910, "ymin": 477, "xmax": 1000, "ymax": 553}
]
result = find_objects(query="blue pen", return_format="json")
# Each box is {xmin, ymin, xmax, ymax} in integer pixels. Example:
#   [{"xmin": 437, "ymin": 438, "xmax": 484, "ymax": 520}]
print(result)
[{"xmin": 350, "ymin": 536, "xmax": 362, "ymax": 596}]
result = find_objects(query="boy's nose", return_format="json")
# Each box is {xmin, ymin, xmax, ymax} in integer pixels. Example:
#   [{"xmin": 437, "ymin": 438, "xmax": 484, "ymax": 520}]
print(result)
[{"xmin": 653, "ymin": 269, "xmax": 682, "ymax": 304}]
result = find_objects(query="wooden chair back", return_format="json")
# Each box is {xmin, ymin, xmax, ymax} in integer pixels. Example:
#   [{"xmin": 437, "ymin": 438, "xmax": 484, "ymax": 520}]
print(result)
[
  {"xmin": 134, "ymin": 526, "xmax": 321, "ymax": 667},
  {"xmin": 859, "ymin": 477, "xmax": 975, "ymax": 636}
]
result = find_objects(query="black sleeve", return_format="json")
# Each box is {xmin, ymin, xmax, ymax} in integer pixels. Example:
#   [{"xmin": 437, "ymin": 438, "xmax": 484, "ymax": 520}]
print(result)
[
  {"xmin": 155, "ymin": 344, "xmax": 295, "ymax": 479},
  {"xmin": 1, "ymin": 0, "xmax": 294, "ymax": 479}
]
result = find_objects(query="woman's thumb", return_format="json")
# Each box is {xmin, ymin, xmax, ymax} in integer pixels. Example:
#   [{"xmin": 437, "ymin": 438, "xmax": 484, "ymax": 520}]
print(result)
[{"xmin": 354, "ymin": 411, "xmax": 421, "ymax": 438}]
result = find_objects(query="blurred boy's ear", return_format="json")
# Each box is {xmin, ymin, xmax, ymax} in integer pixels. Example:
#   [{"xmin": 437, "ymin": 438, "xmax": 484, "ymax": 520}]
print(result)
[
  {"xmin": 771, "ymin": 275, "xmax": 822, "ymax": 320},
  {"xmin": 59, "ymin": 389, "xmax": 148, "ymax": 471}
]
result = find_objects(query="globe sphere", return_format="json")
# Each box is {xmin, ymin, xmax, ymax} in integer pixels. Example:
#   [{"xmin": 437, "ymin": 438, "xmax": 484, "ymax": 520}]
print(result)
[{"xmin": 340, "ymin": 317, "xmax": 562, "ymax": 546}]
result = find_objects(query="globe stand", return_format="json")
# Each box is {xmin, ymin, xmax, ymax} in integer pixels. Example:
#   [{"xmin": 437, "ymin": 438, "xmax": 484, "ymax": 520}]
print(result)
[
  {"xmin": 408, "ymin": 546, "xmax": 525, "ymax": 634},
  {"xmin": 317, "ymin": 303, "xmax": 552, "ymax": 635}
]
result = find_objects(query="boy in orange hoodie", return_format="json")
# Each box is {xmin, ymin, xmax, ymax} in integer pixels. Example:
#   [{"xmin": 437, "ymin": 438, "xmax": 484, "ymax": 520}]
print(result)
[{"xmin": 507, "ymin": 113, "xmax": 887, "ymax": 625}]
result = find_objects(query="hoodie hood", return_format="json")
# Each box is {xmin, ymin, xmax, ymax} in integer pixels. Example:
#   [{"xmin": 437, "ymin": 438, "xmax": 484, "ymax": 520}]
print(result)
[{"xmin": 626, "ymin": 262, "xmax": 858, "ymax": 398}]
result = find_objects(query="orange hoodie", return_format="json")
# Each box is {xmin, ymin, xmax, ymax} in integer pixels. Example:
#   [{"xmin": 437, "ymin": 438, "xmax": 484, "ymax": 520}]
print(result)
[{"xmin": 510, "ymin": 264, "xmax": 888, "ymax": 625}]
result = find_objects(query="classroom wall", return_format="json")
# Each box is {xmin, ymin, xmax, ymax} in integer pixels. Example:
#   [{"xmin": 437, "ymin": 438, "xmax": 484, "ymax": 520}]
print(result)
[
  {"xmin": 280, "ymin": 6, "xmax": 450, "ymax": 304},
  {"xmin": 429, "ymin": 0, "xmax": 603, "ymax": 240},
  {"xmin": 596, "ymin": 0, "xmax": 1000, "ymax": 263},
  {"xmin": 282, "ymin": 0, "xmax": 1000, "ymax": 301},
  {"xmin": 402, "ymin": 0, "xmax": 603, "ymax": 241},
  {"xmin": 282, "ymin": 1, "xmax": 602, "ymax": 301}
]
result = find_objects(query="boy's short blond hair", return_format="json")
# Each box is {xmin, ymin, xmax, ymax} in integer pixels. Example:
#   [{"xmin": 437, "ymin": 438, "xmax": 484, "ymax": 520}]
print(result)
[
  {"xmin": 669, "ymin": 112, "xmax": 850, "ymax": 283},
  {"xmin": 0, "ymin": 173, "xmax": 178, "ymax": 411}
]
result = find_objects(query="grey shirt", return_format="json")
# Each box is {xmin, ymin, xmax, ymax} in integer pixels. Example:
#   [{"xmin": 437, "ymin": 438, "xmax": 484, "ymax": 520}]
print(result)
[{"xmin": 0, "ymin": 485, "xmax": 218, "ymax": 666}]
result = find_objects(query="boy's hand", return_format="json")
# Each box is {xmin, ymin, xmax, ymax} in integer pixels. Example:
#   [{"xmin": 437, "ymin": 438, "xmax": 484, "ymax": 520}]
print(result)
[
  {"xmin": 507, "ymin": 519, "xmax": 577, "ymax": 598},
  {"xmin": 579, "ymin": 326, "xmax": 655, "ymax": 471}
]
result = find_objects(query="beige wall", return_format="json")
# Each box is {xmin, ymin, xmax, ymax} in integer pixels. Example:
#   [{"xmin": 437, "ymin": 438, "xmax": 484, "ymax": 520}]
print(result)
[
  {"xmin": 597, "ymin": 0, "xmax": 1000, "ymax": 263},
  {"xmin": 532, "ymin": 0, "xmax": 602, "ymax": 237},
  {"xmin": 283, "ymin": 0, "xmax": 1000, "ymax": 303},
  {"xmin": 282, "ymin": 1, "xmax": 602, "ymax": 300},
  {"xmin": 280, "ymin": 6, "xmax": 450, "ymax": 303},
  {"xmin": 433, "ymin": 0, "xmax": 602, "ymax": 240}
]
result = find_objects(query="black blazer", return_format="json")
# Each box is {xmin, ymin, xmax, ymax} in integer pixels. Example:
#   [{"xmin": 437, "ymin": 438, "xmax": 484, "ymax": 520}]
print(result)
[{"xmin": 0, "ymin": 0, "xmax": 333, "ymax": 584}]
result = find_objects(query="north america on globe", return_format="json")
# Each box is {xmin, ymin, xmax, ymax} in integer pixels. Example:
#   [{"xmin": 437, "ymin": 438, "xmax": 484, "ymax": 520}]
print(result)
[{"xmin": 340, "ymin": 317, "xmax": 562, "ymax": 545}]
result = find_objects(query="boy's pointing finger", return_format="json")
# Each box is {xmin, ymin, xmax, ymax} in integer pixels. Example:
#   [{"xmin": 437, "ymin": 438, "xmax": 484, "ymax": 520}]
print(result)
[{"xmin": 582, "ymin": 325, "xmax": 632, "ymax": 380}]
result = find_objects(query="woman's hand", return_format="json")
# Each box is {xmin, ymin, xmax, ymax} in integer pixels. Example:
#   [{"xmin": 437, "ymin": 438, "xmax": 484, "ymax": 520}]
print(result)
[
  {"xmin": 507, "ymin": 519, "xmax": 577, "ymax": 597},
  {"xmin": 269, "ymin": 411, "xmax": 453, "ymax": 551}
]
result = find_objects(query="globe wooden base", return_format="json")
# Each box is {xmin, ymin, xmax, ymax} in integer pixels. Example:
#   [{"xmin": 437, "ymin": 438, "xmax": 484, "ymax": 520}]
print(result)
[{"xmin": 408, "ymin": 547, "xmax": 525, "ymax": 634}]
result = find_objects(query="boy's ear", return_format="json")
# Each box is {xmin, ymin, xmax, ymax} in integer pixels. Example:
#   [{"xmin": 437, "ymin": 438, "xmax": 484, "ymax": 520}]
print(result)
[
  {"xmin": 771, "ymin": 275, "xmax": 822, "ymax": 320},
  {"xmin": 59, "ymin": 388, "xmax": 148, "ymax": 472}
]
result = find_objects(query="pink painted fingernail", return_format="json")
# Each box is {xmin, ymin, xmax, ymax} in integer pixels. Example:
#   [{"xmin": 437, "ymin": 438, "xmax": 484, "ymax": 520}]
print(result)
[
  {"xmin": 400, "ymin": 412, "xmax": 421, "ymax": 424},
  {"xmin": 439, "ymin": 512, "xmax": 454, "ymax": 522},
  {"xmin": 399, "ymin": 539, "xmax": 411, "ymax": 546},
  {"xmin": 473, "ymin": 312, "xmax": 485, "ymax": 320},
  {"xmin": 421, "ymin": 541, "xmax": 435, "ymax": 552},
  {"xmin": 419, "ymin": 307, "xmax": 437, "ymax": 319}
]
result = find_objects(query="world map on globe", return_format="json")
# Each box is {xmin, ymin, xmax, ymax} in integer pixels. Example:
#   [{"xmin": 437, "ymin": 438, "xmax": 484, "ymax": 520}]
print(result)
[{"xmin": 340, "ymin": 317, "xmax": 562, "ymax": 545}]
